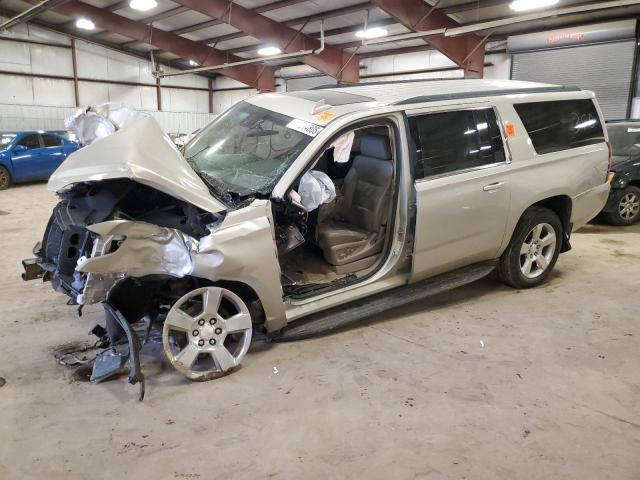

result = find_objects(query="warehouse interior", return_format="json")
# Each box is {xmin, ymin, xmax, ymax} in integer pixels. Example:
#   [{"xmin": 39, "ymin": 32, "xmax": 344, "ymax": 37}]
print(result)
[{"xmin": 0, "ymin": 0, "xmax": 639, "ymax": 478}]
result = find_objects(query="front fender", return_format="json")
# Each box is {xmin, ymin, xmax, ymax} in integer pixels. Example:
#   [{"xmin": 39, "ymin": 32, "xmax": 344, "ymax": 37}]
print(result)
[{"xmin": 78, "ymin": 200, "xmax": 286, "ymax": 331}]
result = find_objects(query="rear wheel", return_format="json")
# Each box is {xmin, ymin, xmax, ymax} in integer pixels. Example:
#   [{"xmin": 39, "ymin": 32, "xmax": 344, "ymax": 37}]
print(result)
[
  {"xmin": 498, "ymin": 207, "xmax": 563, "ymax": 289},
  {"xmin": 602, "ymin": 186, "xmax": 640, "ymax": 226},
  {"xmin": 0, "ymin": 166, "xmax": 11, "ymax": 190}
]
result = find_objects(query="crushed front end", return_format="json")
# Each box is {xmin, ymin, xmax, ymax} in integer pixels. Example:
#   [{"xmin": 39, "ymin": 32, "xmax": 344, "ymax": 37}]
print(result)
[{"xmin": 23, "ymin": 179, "xmax": 224, "ymax": 399}]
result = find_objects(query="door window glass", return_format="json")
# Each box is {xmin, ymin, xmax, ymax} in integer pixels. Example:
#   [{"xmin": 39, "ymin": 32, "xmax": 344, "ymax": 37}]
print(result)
[
  {"xmin": 513, "ymin": 99, "xmax": 605, "ymax": 155},
  {"xmin": 42, "ymin": 134, "xmax": 63, "ymax": 147},
  {"xmin": 16, "ymin": 134, "xmax": 40, "ymax": 150},
  {"xmin": 409, "ymin": 108, "xmax": 506, "ymax": 179}
]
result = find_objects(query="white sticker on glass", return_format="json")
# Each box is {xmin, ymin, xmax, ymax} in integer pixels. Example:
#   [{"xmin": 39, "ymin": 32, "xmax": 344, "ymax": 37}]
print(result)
[{"xmin": 287, "ymin": 119, "xmax": 323, "ymax": 137}]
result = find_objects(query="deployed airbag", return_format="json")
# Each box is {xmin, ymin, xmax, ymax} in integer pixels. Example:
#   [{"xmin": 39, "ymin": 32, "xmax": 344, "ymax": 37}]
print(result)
[{"xmin": 298, "ymin": 170, "xmax": 336, "ymax": 212}]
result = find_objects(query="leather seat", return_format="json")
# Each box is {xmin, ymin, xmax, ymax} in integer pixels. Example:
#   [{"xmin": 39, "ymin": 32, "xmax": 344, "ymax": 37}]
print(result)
[{"xmin": 317, "ymin": 134, "xmax": 394, "ymax": 272}]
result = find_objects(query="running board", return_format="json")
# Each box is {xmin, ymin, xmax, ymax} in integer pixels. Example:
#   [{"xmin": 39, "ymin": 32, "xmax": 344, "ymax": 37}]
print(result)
[{"xmin": 271, "ymin": 260, "xmax": 497, "ymax": 342}]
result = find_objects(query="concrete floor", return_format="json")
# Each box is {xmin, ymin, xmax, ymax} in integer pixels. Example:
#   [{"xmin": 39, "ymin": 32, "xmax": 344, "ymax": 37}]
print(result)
[{"xmin": 0, "ymin": 182, "xmax": 639, "ymax": 480}]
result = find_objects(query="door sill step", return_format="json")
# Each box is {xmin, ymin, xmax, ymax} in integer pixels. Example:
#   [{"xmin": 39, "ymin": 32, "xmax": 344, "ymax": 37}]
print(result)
[{"xmin": 271, "ymin": 260, "xmax": 497, "ymax": 342}]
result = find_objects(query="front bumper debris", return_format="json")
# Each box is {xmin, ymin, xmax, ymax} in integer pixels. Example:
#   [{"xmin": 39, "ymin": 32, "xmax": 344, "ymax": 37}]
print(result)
[{"xmin": 22, "ymin": 257, "xmax": 46, "ymax": 281}]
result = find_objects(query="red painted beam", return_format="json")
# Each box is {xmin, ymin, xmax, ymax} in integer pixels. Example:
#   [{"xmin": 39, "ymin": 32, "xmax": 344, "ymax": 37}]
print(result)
[
  {"xmin": 43, "ymin": 0, "xmax": 275, "ymax": 89},
  {"xmin": 171, "ymin": 0, "xmax": 359, "ymax": 83},
  {"xmin": 370, "ymin": 0, "xmax": 485, "ymax": 78}
]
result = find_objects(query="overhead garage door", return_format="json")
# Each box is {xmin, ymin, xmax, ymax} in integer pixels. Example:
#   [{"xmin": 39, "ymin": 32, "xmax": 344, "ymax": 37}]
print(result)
[{"xmin": 512, "ymin": 41, "xmax": 635, "ymax": 120}]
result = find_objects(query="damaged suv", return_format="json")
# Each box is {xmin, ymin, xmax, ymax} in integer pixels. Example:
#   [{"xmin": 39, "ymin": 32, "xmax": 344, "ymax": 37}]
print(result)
[{"xmin": 24, "ymin": 79, "xmax": 611, "ymax": 394}]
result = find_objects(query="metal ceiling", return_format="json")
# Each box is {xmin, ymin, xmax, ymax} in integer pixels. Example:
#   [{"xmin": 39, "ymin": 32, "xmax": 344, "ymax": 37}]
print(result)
[{"xmin": 0, "ymin": 0, "xmax": 638, "ymax": 86}]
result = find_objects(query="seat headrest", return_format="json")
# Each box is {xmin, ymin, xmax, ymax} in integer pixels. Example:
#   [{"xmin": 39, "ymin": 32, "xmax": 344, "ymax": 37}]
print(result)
[{"xmin": 359, "ymin": 134, "xmax": 392, "ymax": 161}]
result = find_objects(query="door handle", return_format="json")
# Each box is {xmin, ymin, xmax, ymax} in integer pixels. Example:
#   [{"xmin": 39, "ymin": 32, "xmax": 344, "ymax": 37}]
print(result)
[{"xmin": 483, "ymin": 182, "xmax": 504, "ymax": 192}]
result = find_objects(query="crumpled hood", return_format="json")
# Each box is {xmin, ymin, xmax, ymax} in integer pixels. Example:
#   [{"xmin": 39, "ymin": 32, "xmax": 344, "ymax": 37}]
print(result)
[{"xmin": 48, "ymin": 116, "xmax": 226, "ymax": 213}]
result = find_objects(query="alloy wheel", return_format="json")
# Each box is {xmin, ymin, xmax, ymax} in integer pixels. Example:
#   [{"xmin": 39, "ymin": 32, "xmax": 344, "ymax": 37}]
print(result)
[
  {"xmin": 162, "ymin": 287, "xmax": 253, "ymax": 381},
  {"xmin": 519, "ymin": 222, "xmax": 557, "ymax": 279},
  {"xmin": 0, "ymin": 169, "xmax": 8, "ymax": 189},
  {"xmin": 619, "ymin": 192, "xmax": 640, "ymax": 221}
]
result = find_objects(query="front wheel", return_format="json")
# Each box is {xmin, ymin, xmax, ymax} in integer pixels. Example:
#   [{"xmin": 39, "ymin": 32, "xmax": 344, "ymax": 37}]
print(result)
[
  {"xmin": 0, "ymin": 166, "xmax": 11, "ymax": 190},
  {"xmin": 602, "ymin": 186, "xmax": 640, "ymax": 226},
  {"xmin": 162, "ymin": 286, "xmax": 253, "ymax": 381},
  {"xmin": 498, "ymin": 206, "xmax": 563, "ymax": 289}
]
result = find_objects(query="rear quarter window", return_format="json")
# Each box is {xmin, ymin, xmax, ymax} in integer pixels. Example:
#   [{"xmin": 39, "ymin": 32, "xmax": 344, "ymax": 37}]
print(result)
[{"xmin": 513, "ymin": 99, "xmax": 605, "ymax": 155}]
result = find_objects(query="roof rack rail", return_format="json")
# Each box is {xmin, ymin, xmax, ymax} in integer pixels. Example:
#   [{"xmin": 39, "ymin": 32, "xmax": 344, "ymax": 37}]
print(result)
[
  {"xmin": 605, "ymin": 119, "xmax": 637, "ymax": 123},
  {"xmin": 310, "ymin": 77, "xmax": 470, "ymax": 90},
  {"xmin": 394, "ymin": 85, "xmax": 582, "ymax": 106}
]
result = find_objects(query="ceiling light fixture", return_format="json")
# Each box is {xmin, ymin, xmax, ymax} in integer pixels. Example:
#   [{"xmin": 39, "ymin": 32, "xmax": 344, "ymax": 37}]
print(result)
[
  {"xmin": 355, "ymin": 27, "xmax": 388, "ymax": 39},
  {"xmin": 257, "ymin": 46, "xmax": 282, "ymax": 56},
  {"xmin": 75, "ymin": 18, "xmax": 95, "ymax": 30},
  {"xmin": 188, "ymin": 59, "xmax": 199, "ymax": 66},
  {"xmin": 510, "ymin": 0, "xmax": 559, "ymax": 12},
  {"xmin": 129, "ymin": 0, "xmax": 157, "ymax": 11}
]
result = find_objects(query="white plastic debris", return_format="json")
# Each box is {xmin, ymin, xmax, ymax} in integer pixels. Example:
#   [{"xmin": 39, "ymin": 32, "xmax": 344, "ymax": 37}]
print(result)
[
  {"xmin": 65, "ymin": 103, "xmax": 146, "ymax": 146},
  {"xmin": 298, "ymin": 170, "xmax": 336, "ymax": 212},
  {"xmin": 273, "ymin": 366, "xmax": 279, "ymax": 375},
  {"xmin": 480, "ymin": 340, "xmax": 485, "ymax": 348}
]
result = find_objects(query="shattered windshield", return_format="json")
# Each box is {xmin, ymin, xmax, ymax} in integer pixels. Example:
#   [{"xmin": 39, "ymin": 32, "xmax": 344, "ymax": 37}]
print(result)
[
  {"xmin": 607, "ymin": 124, "xmax": 640, "ymax": 157},
  {"xmin": 184, "ymin": 101, "xmax": 315, "ymax": 199}
]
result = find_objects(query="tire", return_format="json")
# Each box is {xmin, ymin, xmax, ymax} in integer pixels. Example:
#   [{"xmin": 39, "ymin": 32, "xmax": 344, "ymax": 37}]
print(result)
[
  {"xmin": 602, "ymin": 186, "xmax": 640, "ymax": 226},
  {"xmin": 0, "ymin": 166, "xmax": 11, "ymax": 190},
  {"xmin": 498, "ymin": 206, "xmax": 563, "ymax": 289}
]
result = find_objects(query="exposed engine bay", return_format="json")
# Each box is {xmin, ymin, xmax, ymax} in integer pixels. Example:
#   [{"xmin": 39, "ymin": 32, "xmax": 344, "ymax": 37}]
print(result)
[
  {"xmin": 40, "ymin": 179, "xmax": 222, "ymax": 303},
  {"xmin": 28, "ymin": 179, "xmax": 228, "ymax": 398}
]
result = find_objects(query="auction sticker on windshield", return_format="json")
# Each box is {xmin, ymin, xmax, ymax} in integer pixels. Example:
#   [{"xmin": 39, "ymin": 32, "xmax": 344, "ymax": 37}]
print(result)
[{"xmin": 287, "ymin": 119, "xmax": 323, "ymax": 137}]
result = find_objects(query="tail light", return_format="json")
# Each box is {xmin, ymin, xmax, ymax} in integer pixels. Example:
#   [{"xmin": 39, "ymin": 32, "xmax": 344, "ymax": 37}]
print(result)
[{"xmin": 606, "ymin": 141, "xmax": 614, "ymax": 183}]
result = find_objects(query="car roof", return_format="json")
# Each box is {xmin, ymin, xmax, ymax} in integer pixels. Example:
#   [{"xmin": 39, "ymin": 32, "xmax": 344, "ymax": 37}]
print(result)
[
  {"xmin": 247, "ymin": 78, "xmax": 583, "ymax": 127},
  {"xmin": 0, "ymin": 131, "xmax": 66, "ymax": 137},
  {"xmin": 306, "ymin": 78, "xmax": 574, "ymax": 105},
  {"xmin": 606, "ymin": 120, "xmax": 640, "ymax": 125}
]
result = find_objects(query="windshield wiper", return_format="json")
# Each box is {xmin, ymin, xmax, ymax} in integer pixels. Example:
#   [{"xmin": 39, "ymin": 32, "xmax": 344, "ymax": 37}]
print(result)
[{"xmin": 197, "ymin": 171, "xmax": 248, "ymax": 206}]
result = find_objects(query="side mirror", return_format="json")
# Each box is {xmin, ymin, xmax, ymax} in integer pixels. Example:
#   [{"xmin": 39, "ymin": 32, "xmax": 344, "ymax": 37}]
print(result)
[{"xmin": 14, "ymin": 145, "xmax": 27, "ymax": 153}]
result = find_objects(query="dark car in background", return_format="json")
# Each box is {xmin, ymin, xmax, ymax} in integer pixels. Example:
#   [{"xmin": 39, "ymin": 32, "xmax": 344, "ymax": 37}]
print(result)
[
  {"xmin": 0, "ymin": 131, "xmax": 79, "ymax": 190},
  {"xmin": 599, "ymin": 121, "xmax": 640, "ymax": 225}
]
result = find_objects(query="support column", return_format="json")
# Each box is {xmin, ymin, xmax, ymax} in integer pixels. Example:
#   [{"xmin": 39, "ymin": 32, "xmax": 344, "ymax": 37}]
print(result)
[
  {"xmin": 208, "ymin": 78, "xmax": 213, "ymax": 114},
  {"xmin": 70, "ymin": 38, "xmax": 80, "ymax": 107},
  {"xmin": 156, "ymin": 77, "xmax": 162, "ymax": 111}
]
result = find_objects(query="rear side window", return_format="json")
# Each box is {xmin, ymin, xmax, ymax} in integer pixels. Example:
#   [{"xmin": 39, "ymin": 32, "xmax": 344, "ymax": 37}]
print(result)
[
  {"xmin": 17, "ymin": 134, "xmax": 40, "ymax": 150},
  {"xmin": 513, "ymin": 99, "xmax": 605, "ymax": 155},
  {"xmin": 408, "ymin": 108, "xmax": 506, "ymax": 179},
  {"xmin": 42, "ymin": 134, "xmax": 62, "ymax": 147}
]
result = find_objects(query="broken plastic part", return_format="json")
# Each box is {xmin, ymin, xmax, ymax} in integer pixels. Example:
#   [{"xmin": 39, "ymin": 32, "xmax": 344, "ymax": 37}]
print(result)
[
  {"xmin": 104, "ymin": 304, "xmax": 145, "ymax": 401},
  {"xmin": 90, "ymin": 351, "xmax": 126, "ymax": 383}
]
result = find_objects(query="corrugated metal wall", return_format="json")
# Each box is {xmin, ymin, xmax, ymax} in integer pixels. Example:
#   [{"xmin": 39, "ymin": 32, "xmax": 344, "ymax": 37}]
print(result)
[
  {"xmin": 0, "ymin": 18, "xmax": 217, "ymax": 133},
  {"xmin": 511, "ymin": 41, "xmax": 636, "ymax": 120},
  {"xmin": 0, "ymin": 103, "xmax": 217, "ymax": 134}
]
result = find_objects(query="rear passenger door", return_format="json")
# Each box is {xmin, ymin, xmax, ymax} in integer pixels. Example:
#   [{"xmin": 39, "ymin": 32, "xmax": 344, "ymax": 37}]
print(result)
[
  {"xmin": 40, "ymin": 134, "xmax": 70, "ymax": 175},
  {"xmin": 408, "ymin": 105, "xmax": 511, "ymax": 281}
]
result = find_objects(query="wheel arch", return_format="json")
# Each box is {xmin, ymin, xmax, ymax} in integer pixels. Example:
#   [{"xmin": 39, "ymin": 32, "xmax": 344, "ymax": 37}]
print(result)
[
  {"xmin": 206, "ymin": 279, "xmax": 267, "ymax": 328},
  {"xmin": 504, "ymin": 195, "xmax": 573, "ymax": 255},
  {"xmin": 107, "ymin": 275, "xmax": 268, "ymax": 328},
  {"xmin": 0, "ymin": 160, "xmax": 13, "ymax": 185}
]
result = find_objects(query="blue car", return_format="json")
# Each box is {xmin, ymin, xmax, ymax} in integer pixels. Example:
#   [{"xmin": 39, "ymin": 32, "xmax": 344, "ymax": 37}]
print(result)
[{"xmin": 0, "ymin": 131, "xmax": 80, "ymax": 190}]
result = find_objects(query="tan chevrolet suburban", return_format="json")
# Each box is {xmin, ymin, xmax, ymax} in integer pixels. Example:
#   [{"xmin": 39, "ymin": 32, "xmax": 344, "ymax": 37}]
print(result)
[{"xmin": 23, "ymin": 79, "xmax": 611, "ymax": 395}]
